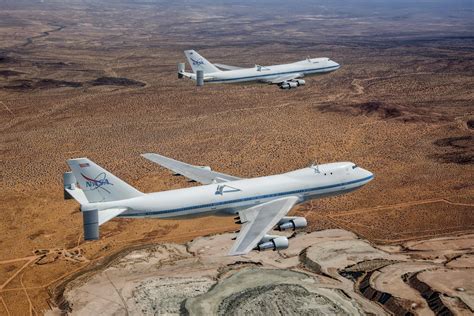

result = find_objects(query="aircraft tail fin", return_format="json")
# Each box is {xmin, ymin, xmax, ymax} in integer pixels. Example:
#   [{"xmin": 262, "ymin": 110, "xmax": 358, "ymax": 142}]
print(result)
[
  {"xmin": 67, "ymin": 158, "xmax": 144, "ymax": 203},
  {"xmin": 184, "ymin": 50, "xmax": 221, "ymax": 74}
]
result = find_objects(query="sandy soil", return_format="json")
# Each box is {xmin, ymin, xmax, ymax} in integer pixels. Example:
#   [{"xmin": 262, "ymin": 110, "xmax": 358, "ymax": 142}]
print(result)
[{"xmin": 0, "ymin": 0, "xmax": 473, "ymax": 313}]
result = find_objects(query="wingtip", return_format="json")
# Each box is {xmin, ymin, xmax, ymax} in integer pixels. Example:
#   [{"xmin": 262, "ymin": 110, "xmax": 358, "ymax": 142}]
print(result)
[
  {"xmin": 141, "ymin": 153, "xmax": 155, "ymax": 159},
  {"xmin": 67, "ymin": 157, "xmax": 90, "ymax": 165}
]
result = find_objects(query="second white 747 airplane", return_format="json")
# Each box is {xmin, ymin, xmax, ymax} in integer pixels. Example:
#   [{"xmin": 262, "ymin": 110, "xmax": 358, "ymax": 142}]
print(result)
[
  {"xmin": 64, "ymin": 154, "xmax": 373, "ymax": 256},
  {"xmin": 179, "ymin": 50, "xmax": 340, "ymax": 89}
]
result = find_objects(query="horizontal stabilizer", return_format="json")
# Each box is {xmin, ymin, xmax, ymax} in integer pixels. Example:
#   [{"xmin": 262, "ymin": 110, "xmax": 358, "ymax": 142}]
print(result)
[
  {"xmin": 98, "ymin": 208, "xmax": 127, "ymax": 226},
  {"xmin": 179, "ymin": 71, "xmax": 195, "ymax": 79},
  {"xmin": 65, "ymin": 188, "xmax": 89, "ymax": 205}
]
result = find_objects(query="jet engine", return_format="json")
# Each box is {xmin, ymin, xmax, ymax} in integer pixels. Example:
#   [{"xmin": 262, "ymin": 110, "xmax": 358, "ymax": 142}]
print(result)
[
  {"xmin": 276, "ymin": 216, "xmax": 307, "ymax": 231},
  {"xmin": 256, "ymin": 235, "xmax": 289, "ymax": 251},
  {"xmin": 293, "ymin": 79, "xmax": 305, "ymax": 86},
  {"xmin": 279, "ymin": 81, "xmax": 298, "ymax": 89}
]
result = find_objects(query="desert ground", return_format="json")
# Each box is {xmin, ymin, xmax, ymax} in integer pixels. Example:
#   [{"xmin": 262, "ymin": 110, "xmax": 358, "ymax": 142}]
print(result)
[
  {"xmin": 62, "ymin": 230, "xmax": 474, "ymax": 315},
  {"xmin": 0, "ymin": 0, "xmax": 473, "ymax": 314}
]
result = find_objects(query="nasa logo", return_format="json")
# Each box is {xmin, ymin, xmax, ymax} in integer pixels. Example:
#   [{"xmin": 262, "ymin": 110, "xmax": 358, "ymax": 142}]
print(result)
[
  {"xmin": 190, "ymin": 57, "xmax": 205, "ymax": 66},
  {"xmin": 81, "ymin": 173, "xmax": 113, "ymax": 193}
]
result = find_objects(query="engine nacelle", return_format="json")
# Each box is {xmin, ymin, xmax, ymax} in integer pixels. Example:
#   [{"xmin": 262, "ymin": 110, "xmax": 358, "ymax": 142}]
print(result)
[
  {"xmin": 293, "ymin": 79, "xmax": 305, "ymax": 86},
  {"xmin": 256, "ymin": 235, "xmax": 289, "ymax": 251},
  {"xmin": 279, "ymin": 81, "xmax": 298, "ymax": 89},
  {"xmin": 277, "ymin": 216, "xmax": 307, "ymax": 231}
]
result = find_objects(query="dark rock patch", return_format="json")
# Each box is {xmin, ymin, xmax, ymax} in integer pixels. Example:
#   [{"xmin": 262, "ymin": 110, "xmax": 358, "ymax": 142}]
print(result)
[
  {"xmin": 318, "ymin": 101, "xmax": 403, "ymax": 120},
  {"xmin": 89, "ymin": 76, "xmax": 145, "ymax": 87},
  {"xmin": 33, "ymin": 61, "xmax": 70, "ymax": 68},
  {"xmin": 3, "ymin": 80, "xmax": 33, "ymax": 90},
  {"xmin": 0, "ymin": 53, "xmax": 15, "ymax": 64},
  {"xmin": 359, "ymin": 271, "xmax": 414, "ymax": 316},
  {"xmin": 0, "ymin": 70, "xmax": 23, "ymax": 77},
  {"xmin": 434, "ymin": 136, "xmax": 472, "ymax": 149},
  {"xmin": 403, "ymin": 272, "xmax": 454, "ymax": 316},
  {"xmin": 36, "ymin": 79, "xmax": 83, "ymax": 89},
  {"xmin": 432, "ymin": 152, "xmax": 473, "ymax": 165},
  {"xmin": 431, "ymin": 136, "xmax": 473, "ymax": 165},
  {"xmin": 317, "ymin": 100, "xmax": 452, "ymax": 124},
  {"xmin": 356, "ymin": 101, "xmax": 402, "ymax": 118},
  {"xmin": 339, "ymin": 259, "xmax": 412, "ymax": 315},
  {"xmin": 2, "ymin": 76, "xmax": 145, "ymax": 91},
  {"xmin": 467, "ymin": 120, "xmax": 474, "ymax": 129},
  {"xmin": 3, "ymin": 79, "xmax": 82, "ymax": 90}
]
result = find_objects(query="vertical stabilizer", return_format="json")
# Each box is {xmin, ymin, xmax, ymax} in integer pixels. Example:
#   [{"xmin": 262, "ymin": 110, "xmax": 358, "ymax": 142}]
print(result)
[
  {"xmin": 184, "ymin": 50, "xmax": 221, "ymax": 74},
  {"xmin": 67, "ymin": 158, "xmax": 143, "ymax": 203}
]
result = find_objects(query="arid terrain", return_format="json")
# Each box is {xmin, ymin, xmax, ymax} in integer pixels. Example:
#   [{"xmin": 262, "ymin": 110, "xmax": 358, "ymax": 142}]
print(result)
[
  {"xmin": 0, "ymin": 0, "xmax": 473, "ymax": 314},
  {"xmin": 62, "ymin": 230, "xmax": 474, "ymax": 315}
]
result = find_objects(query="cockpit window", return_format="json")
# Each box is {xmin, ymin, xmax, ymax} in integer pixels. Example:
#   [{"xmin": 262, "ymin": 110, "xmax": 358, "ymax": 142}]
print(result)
[{"xmin": 352, "ymin": 165, "xmax": 358, "ymax": 169}]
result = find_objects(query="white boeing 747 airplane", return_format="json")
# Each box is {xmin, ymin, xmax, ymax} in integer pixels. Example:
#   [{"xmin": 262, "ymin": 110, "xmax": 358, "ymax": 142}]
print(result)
[
  {"xmin": 64, "ymin": 154, "xmax": 373, "ymax": 255},
  {"xmin": 178, "ymin": 50, "xmax": 340, "ymax": 89}
]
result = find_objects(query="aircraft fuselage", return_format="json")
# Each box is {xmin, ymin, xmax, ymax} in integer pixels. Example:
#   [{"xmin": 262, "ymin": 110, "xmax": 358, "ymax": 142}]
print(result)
[
  {"xmin": 192, "ymin": 58, "xmax": 340, "ymax": 84},
  {"xmin": 82, "ymin": 162, "xmax": 373, "ymax": 219}
]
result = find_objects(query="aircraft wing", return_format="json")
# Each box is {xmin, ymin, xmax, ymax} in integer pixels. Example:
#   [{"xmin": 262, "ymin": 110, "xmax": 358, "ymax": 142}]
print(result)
[
  {"xmin": 141, "ymin": 153, "xmax": 241, "ymax": 184},
  {"xmin": 213, "ymin": 63, "xmax": 244, "ymax": 71},
  {"xmin": 265, "ymin": 73, "xmax": 304, "ymax": 84},
  {"xmin": 228, "ymin": 196, "xmax": 299, "ymax": 256}
]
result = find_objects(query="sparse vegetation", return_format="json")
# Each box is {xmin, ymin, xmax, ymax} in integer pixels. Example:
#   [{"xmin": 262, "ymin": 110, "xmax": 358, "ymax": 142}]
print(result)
[{"xmin": 0, "ymin": 0, "xmax": 472, "ymax": 314}]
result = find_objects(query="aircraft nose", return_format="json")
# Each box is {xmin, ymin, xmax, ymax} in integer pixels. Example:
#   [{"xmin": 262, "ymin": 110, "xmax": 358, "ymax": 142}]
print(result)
[{"xmin": 362, "ymin": 168, "xmax": 374, "ymax": 181}]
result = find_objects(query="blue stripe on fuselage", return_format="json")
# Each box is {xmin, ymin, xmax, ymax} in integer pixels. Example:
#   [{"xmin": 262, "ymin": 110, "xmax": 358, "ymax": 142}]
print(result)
[
  {"xmin": 119, "ymin": 175, "xmax": 373, "ymax": 218},
  {"xmin": 206, "ymin": 65, "xmax": 339, "ymax": 83}
]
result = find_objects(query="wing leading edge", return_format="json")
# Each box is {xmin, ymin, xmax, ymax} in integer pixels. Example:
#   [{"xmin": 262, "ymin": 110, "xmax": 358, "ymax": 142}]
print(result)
[
  {"xmin": 229, "ymin": 196, "xmax": 299, "ymax": 256},
  {"xmin": 142, "ymin": 153, "xmax": 241, "ymax": 184}
]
